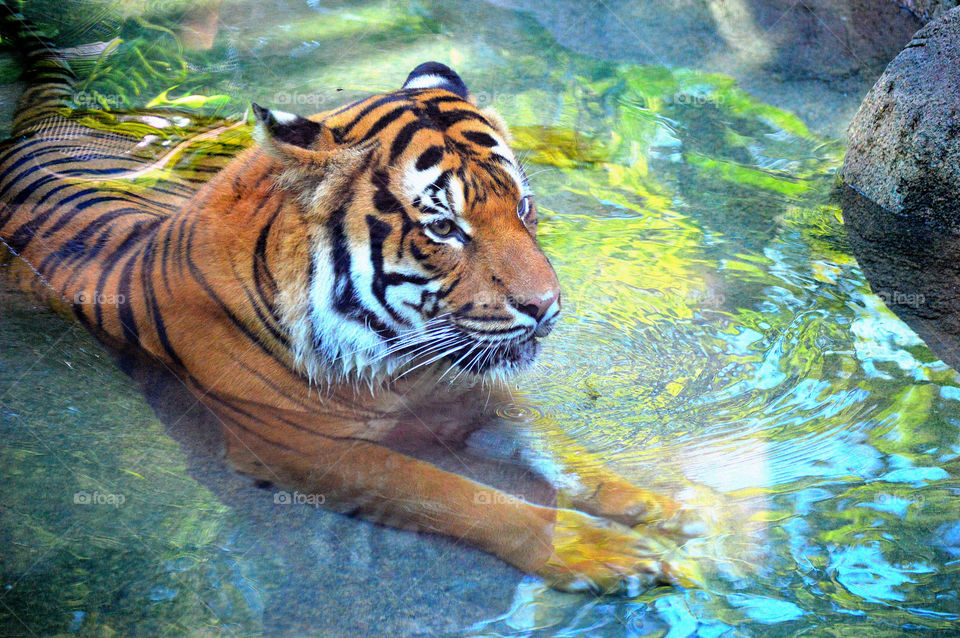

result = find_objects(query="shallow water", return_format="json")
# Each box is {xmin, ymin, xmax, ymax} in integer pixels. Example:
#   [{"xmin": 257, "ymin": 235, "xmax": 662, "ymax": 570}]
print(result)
[{"xmin": 1, "ymin": 1, "xmax": 959, "ymax": 636}]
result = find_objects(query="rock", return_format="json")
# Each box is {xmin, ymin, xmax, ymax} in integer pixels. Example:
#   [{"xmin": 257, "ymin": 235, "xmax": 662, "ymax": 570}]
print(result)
[
  {"xmin": 896, "ymin": 0, "xmax": 959, "ymax": 22},
  {"xmin": 841, "ymin": 7, "xmax": 960, "ymax": 370},
  {"xmin": 842, "ymin": 185, "xmax": 960, "ymax": 370},
  {"xmin": 843, "ymin": 7, "xmax": 960, "ymax": 214}
]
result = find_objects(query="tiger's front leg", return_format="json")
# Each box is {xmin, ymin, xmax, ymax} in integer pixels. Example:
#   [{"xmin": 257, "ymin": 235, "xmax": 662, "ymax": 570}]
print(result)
[
  {"xmin": 562, "ymin": 471, "xmax": 687, "ymax": 530},
  {"xmin": 507, "ymin": 418, "xmax": 703, "ymax": 534},
  {"xmin": 220, "ymin": 418, "xmax": 696, "ymax": 594}
]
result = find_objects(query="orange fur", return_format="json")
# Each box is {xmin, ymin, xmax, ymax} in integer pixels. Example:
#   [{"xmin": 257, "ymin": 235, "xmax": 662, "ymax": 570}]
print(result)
[{"xmin": 1, "ymin": 67, "xmax": 694, "ymax": 592}]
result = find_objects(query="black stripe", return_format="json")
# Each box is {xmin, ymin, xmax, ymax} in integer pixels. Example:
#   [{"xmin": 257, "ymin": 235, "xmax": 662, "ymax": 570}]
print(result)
[
  {"xmin": 252, "ymin": 200, "xmax": 283, "ymax": 324},
  {"xmin": 42, "ymin": 194, "xmax": 161, "ymax": 239},
  {"xmin": 461, "ymin": 130, "xmax": 498, "ymax": 147},
  {"xmin": 160, "ymin": 220, "xmax": 176, "ymax": 295},
  {"xmin": 370, "ymin": 169, "xmax": 417, "ymax": 259},
  {"xmin": 389, "ymin": 120, "xmax": 433, "ymax": 163},
  {"xmin": 371, "ymin": 169, "xmax": 404, "ymax": 215},
  {"xmin": 184, "ymin": 237, "xmax": 305, "ymax": 377},
  {"xmin": 230, "ymin": 357, "xmax": 316, "ymax": 411},
  {"xmin": 327, "ymin": 203, "xmax": 397, "ymax": 339},
  {"xmin": 0, "ymin": 172, "xmax": 62, "ymax": 227},
  {"xmin": 139, "ymin": 231, "xmax": 185, "ymax": 368},
  {"xmin": 338, "ymin": 95, "xmax": 407, "ymax": 136},
  {"xmin": 39, "ymin": 207, "xmax": 150, "ymax": 278},
  {"xmin": 0, "ymin": 148, "xmax": 141, "ymax": 194},
  {"xmin": 90, "ymin": 219, "xmax": 159, "ymax": 330},
  {"xmin": 357, "ymin": 105, "xmax": 411, "ymax": 142},
  {"xmin": 415, "ymin": 145, "xmax": 444, "ymax": 171},
  {"xmin": 366, "ymin": 214, "xmax": 437, "ymax": 326},
  {"xmin": 423, "ymin": 94, "xmax": 467, "ymax": 106},
  {"xmin": 116, "ymin": 243, "xmax": 141, "ymax": 345},
  {"xmin": 231, "ymin": 259, "xmax": 290, "ymax": 350},
  {"xmin": 427, "ymin": 108, "xmax": 493, "ymax": 130}
]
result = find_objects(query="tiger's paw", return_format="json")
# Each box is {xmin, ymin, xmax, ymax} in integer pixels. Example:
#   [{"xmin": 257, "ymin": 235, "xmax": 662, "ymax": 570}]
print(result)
[
  {"xmin": 569, "ymin": 477, "xmax": 703, "ymax": 536},
  {"xmin": 536, "ymin": 509, "xmax": 703, "ymax": 595}
]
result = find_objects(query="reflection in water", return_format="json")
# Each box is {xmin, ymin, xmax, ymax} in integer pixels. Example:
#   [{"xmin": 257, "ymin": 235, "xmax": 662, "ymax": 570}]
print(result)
[
  {"xmin": 842, "ymin": 184, "xmax": 960, "ymax": 372},
  {"xmin": 1, "ymin": 1, "xmax": 959, "ymax": 636}
]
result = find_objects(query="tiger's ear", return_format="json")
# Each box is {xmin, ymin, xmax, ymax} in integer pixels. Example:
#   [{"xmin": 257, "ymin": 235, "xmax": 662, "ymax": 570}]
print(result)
[
  {"xmin": 251, "ymin": 103, "xmax": 336, "ymax": 165},
  {"xmin": 401, "ymin": 63, "xmax": 511, "ymax": 140},
  {"xmin": 402, "ymin": 62, "xmax": 470, "ymax": 99}
]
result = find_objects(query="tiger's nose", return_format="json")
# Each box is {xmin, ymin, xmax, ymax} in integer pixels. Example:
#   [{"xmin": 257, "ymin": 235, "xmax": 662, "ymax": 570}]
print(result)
[{"xmin": 513, "ymin": 289, "xmax": 561, "ymax": 323}]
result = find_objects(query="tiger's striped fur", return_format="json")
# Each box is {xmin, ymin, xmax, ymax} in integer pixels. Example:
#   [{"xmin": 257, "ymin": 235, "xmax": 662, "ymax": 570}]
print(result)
[{"xmin": 0, "ymin": 20, "xmax": 692, "ymax": 593}]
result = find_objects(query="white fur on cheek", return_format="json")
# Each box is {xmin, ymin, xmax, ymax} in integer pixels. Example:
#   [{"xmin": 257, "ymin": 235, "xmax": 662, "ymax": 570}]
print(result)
[
  {"xmin": 304, "ymin": 223, "xmax": 436, "ymax": 379},
  {"xmin": 307, "ymin": 231, "xmax": 386, "ymax": 378}
]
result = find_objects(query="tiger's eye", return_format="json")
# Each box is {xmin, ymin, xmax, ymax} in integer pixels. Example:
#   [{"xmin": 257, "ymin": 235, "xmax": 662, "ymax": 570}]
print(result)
[
  {"xmin": 427, "ymin": 219, "xmax": 454, "ymax": 237},
  {"xmin": 516, "ymin": 196, "xmax": 531, "ymax": 219}
]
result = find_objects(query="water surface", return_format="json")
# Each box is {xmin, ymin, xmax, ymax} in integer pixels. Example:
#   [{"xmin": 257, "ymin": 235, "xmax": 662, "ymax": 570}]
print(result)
[{"xmin": 1, "ymin": 1, "xmax": 958, "ymax": 636}]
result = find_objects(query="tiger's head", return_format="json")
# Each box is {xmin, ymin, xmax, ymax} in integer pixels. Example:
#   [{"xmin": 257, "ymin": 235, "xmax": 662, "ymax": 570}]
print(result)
[{"xmin": 254, "ymin": 62, "xmax": 560, "ymax": 382}]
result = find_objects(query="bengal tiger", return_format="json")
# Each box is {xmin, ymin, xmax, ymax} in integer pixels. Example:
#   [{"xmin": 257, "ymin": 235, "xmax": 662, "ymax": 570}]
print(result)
[{"xmin": 0, "ymin": 16, "xmax": 698, "ymax": 593}]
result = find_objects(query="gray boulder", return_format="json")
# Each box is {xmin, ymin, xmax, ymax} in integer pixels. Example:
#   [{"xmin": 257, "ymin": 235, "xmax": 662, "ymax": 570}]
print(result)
[
  {"xmin": 843, "ymin": 7, "xmax": 960, "ymax": 215},
  {"xmin": 896, "ymin": 0, "xmax": 959, "ymax": 22},
  {"xmin": 842, "ymin": 6, "xmax": 960, "ymax": 369}
]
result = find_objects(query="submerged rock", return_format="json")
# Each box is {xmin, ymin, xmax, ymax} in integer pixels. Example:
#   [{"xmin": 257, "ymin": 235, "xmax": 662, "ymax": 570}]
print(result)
[
  {"xmin": 842, "ymin": 7, "xmax": 960, "ymax": 369},
  {"xmin": 842, "ymin": 186, "xmax": 960, "ymax": 370}
]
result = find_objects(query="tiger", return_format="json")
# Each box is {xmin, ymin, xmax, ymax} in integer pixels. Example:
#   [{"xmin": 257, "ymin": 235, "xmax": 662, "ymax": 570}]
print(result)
[{"xmin": 0, "ymin": 16, "xmax": 698, "ymax": 593}]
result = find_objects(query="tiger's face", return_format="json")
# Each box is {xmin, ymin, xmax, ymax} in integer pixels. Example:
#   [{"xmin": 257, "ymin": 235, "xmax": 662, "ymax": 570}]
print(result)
[{"xmin": 255, "ymin": 62, "xmax": 560, "ymax": 380}]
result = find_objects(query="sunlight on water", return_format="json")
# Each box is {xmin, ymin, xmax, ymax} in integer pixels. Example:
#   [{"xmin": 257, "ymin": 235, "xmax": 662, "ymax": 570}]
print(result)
[{"xmin": 1, "ymin": 0, "xmax": 959, "ymax": 635}]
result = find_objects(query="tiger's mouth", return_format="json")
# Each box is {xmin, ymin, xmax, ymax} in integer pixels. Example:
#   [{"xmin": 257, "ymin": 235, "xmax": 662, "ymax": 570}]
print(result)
[
  {"xmin": 435, "ymin": 310, "xmax": 559, "ymax": 377},
  {"xmin": 378, "ymin": 317, "xmax": 545, "ymax": 380},
  {"xmin": 352, "ymin": 306, "xmax": 559, "ymax": 381}
]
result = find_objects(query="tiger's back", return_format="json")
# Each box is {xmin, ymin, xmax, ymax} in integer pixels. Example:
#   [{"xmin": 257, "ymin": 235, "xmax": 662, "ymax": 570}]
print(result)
[{"xmin": 0, "ymin": 102, "xmax": 251, "ymax": 307}]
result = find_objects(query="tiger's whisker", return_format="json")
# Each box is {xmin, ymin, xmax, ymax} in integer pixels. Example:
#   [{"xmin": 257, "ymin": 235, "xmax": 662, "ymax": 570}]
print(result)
[
  {"xmin": 451, "ymin": 342, "xmax": 490, "ymax": 383},
  {"xmin": 439, "ymin": 340, "xmax": 483, "ymax": 382},
  {"xmin": 394, "ymin": 337, "xmax": 470, "ymax": 381}
]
